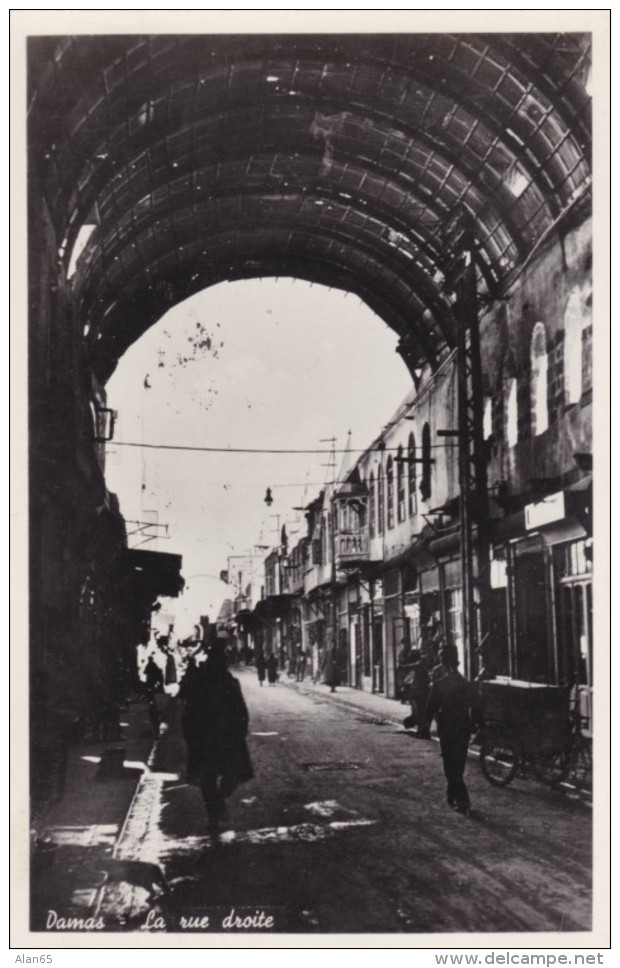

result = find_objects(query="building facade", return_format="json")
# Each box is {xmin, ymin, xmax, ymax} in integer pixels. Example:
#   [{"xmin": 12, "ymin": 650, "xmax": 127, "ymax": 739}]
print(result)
[{"xmin": 243, "ymin": 207, "xmax": 593, "ymax": 727}]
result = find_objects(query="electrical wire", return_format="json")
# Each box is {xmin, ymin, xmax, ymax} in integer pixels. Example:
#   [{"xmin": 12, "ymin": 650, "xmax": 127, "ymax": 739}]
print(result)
[{"xmin": 112, "ymin": 440, "xmax": 459, "ymax": 455}]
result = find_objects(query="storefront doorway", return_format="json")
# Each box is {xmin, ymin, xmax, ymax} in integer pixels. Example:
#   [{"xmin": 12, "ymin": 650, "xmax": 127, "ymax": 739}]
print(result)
[
  {"xmin": 511, "ymin": 536, "xmax": 553, "ymax": 683},
  {"xmin": 554, "ymin": 539, "xmax": 593, "ymax": 730}
]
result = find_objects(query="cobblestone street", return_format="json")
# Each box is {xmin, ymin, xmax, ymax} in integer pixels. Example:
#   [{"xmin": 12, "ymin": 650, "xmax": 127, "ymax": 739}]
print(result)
[{"xmin": 63, "ymin": 670, "xmax": 594, "ymax": 936}]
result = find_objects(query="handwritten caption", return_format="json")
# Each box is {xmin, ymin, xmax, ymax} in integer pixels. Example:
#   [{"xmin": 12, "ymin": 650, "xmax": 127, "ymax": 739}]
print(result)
[{"xmin": 44, "ymin": 907, "xmax": 280, "ymax": 932}]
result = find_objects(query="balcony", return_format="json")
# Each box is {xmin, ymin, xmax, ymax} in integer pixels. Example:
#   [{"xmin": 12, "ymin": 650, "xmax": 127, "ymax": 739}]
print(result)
[{"xmin": 335, "ymin": 528, "xmax": 369, "ymax": 567}]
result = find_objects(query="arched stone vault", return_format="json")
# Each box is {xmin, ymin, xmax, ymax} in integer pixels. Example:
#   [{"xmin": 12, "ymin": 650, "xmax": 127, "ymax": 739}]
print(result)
[{"xmin": 27, "ymin": 33, "xmax": 591, "ymax": 381}]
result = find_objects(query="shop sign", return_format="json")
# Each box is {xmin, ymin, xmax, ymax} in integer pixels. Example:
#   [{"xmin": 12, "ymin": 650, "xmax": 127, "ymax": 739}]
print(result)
[{"xmin": 525, "ymin": 491, "xmax": 565, "ymax": 531}]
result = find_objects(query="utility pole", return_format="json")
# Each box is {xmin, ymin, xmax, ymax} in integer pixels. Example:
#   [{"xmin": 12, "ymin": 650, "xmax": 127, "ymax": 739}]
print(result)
[{"xmin": 444, "ymin": 212, "xmax": 490, "ymax": 680}]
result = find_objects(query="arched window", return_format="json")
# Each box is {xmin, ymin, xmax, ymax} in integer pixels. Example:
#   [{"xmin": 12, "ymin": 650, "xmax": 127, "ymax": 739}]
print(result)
[
  {"xmin": 530, "ymin": 322, "xmax": 549, "ymax": 435},
  {"xmin": 408, "ymin": 432, "xmax": 417, "ymax": 515},
  {"xmin": 358, "ymin": 476, "xmax": 367, "ymax": 531},
  {"xmin": 377, "ymin": 466, "xmax": 385, "ymax": 535},
  {"xmin": 564, "ymin": 287, "xmax": 591, "ymax": 404},
  {"xmin": 506, "ymin": 377, "xmax": 518, "ymax": 447},
  {"xmin": 396, "ymin": 446, "xmax": 406, "ymax": 523},
  {"xmin": 368, "ymin": 472, "xmax": 375, "ymax": 539},
  {"xmin": 420, "ymin": 423, "xmax": 432, "ymax": 501},
  {"xmin": 386, "ymin": 456, "xmax": 394, "ymax": 530},
  {"xmin": 322, "ymin": 509, "xmax": 329, "ymax": 564},
  {"xmin": 483, "ymin": 397, "xmax": 493, "ymax": 440}
]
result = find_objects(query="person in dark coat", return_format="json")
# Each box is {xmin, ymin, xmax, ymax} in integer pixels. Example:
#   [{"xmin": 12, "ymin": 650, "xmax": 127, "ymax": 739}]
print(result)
[
  {"xmin": 296, "ymin": 649, "xmax": 307, "ymax": 682},
  {"xmin": 266, "ymin": 653, "xmax": 278, "ymax": 686},
  {"xmin": 424, "ymin": 643, "xmax": 482, "ymax": 815},
  {"xmin": 181, "ymin": 648, "xmax": 254, "ymax": 832},
  {"xmin": 322, "ymin": 648, "xmax": 339, "ymax": 693},
  {"xmin": 144, "ymin": 656, "xmax": 164, "ymax": 695},
  {"xmin": 396, "ymin": 641, "xmax": 413, "ymax": 703},
  {"xmin": 255, "ymin": 652, "xmax": 266, "ymax": 686},
  {"xmin": 408, "ymin": 645, "xmax": 435, "ymax": 739}
]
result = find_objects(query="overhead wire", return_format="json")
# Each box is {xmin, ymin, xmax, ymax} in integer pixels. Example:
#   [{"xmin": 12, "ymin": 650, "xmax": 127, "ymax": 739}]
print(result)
[{"xmin": 112, "ymin": 440, "xmax": 458, "ymax": 455}]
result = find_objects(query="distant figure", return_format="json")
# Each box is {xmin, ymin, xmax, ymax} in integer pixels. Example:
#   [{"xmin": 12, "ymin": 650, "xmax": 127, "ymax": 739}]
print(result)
[
  {"xmin": 424, "ymin": 643, "xmax": 483, "ymax": 815},
  {"xmin": 405, "ymin": 645, "xmax": 434, "ymax": 739},
  {"xmin": 322, "ymin": 648, "xmax": 339, "ymax": 693},
  {"xmin": 164, "ymin": 649, "xmax": 178, "ymax": 686},
  {"xmin": 179, "ymin": 653, "xmax": 199, "ymax": 696},
  {"xmin": 396, "ymin": 641, "xmax": 414, "ymax": 703},
  {"xmin": 181, "ymin": 648, "xmax": 254, "ymax": 833},
  {"xmin": 255, "ymin": 652, "xmax": 266, "ymax": 686},
  {"xmin": 266, "ymin": 653, "xmax": 278, "ymax": 686},
  {"xmin": 144, "ymin": 656, "xmax": 164, "ymax": 696},
  {"xmin": 296, "ymin": 649, "xmax": 307, "ymax": 682}
]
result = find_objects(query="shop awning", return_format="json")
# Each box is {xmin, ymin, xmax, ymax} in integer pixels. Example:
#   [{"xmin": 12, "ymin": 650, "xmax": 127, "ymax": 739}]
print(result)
[
  {"xmin": 124, "ymin": 548, "xmax": 184, "ymax": 598},
  {"xmin": 255, "ymin": 594, "xmax": 295, "ymax": 619}
]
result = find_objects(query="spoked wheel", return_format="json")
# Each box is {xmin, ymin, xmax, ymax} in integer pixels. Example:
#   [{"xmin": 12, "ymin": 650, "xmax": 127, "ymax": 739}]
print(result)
[
  {"xmin": 531, "ymin": 750, "xmax": 571, "ymax": 785},
  {"xmin": 479, "ymin": 733, "xmax": 519, "ymax": 787},
  {"xmin": 570, "ymin": 736, "xmax": 592, "ymax": 791}
]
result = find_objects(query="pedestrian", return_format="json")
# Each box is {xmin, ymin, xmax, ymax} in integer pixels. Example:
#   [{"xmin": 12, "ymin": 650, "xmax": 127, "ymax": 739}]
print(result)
[
  {"xmin": 256, "ymin": 651, "xmax": 266, "ymax": 686},
  {"xmin": 322, "ymin": 648, "xmax": 339, "ymax": 693},
  {"xmin": 144, "ymin": 656, "xmax": 164, "ymax": 695},
  {"xmin": 423, "ymin": 643, "xmax": 483, "ymax": 815},
  {"xmin": 396, "ymin": 640, "xmax": 413, "ymax": 703},
  {"xmin": 181, "ymin": 646, "xmax": 254, "ymax": 834},
  {"xmin": 296, "ymin": 649, "xmax": 307, "ymax": 682},
  {"xmin": 164, "ymin": 648, "xmax": 178, "ymax": 686},
  {"xmin": 179, "ymin": 652, "xmax": 199, "ymax": 694},
  {"xmin": 266, "ymin": 653, "xmax": 278, "ymax": 686},
  {"xmin": 406, "ymin": 644, "xmax": 435, "ymax": 739}
]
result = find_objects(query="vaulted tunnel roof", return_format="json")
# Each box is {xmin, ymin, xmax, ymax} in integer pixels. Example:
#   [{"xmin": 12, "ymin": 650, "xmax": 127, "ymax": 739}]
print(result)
[{"xmin": 28, "ymin": 33, "xmax": 592, "ymax": 381}]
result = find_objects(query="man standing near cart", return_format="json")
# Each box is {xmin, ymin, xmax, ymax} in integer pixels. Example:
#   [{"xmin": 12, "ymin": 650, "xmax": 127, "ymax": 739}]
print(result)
[{"xmin": 424, "ymin": 643, "xmax": 482, "ymax": 815}]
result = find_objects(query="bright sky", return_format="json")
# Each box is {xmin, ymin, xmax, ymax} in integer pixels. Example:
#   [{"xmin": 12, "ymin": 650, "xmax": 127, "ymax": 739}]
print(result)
[{"xmin": 105, "ymin": 278, "xmax": 414, "ymax": 637}]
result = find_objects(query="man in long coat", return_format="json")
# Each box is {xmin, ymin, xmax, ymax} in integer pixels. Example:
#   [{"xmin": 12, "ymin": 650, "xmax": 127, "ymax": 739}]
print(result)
[
  {"xmin": 321, "ymin": 647, "xmax": 340, "ymax": 693},
  {"xmin": 255, "ymin": 651, "xmax": 266, "ymax": 686},
  {"xmin": 181, "ymin": 647, "xmax": 253, "ymax": 832},
  {"xmin": 424, "ymin": 643, "xmax": 482, "ymax": 815}
]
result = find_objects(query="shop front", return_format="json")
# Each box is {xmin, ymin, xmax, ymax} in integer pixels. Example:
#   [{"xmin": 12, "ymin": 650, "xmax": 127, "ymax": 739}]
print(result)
[
  {"xmin": 523, "ymin": 485, "xmax": 592, "ymax": 729},
  {"xmin": 382, "ymin": 569, "xmax": 402, "ymax": 698},
  {"xmin": 553, "ymin": 538, "xmax": 593, "ymax": 730},
  {"xmin": 480, "ymin": 483, "xmax": 593, "ymax": 731}
]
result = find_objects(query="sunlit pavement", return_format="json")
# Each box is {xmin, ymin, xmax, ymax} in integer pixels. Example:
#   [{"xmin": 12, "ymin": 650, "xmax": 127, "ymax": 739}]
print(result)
[
  {"xmin": 30, "ymin": 700, "xmax": 157, "ymax": 931},
  {"xmin": 86, "ymin": 668, "xmax": 592, "ymax": 936}
]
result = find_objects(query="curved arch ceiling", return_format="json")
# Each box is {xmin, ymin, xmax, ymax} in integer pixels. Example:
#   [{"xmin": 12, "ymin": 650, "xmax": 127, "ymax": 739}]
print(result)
[{"xmin": 27, "ymin": 33, "xmax": 592, "ymax": 381}]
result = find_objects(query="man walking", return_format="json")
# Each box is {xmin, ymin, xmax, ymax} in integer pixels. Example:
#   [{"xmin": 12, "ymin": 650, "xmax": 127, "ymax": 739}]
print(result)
[
  {"xmin": 424, "ymin": 643, "xmax": 482, "ymax": 815},
  {"xmin": 296, "ymin": 648, "xmax": 307, "ymax": 682}
]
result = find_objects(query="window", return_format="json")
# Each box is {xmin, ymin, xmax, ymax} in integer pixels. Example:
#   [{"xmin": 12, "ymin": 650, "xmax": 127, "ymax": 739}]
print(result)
[
  {"xmin": 483, "ymin": 397, "xmax": 493, "ymax": 440},
  {"xmin": 322, "ymin": 512, "xmax": 329, "ymax": 565},
  {"xmin": 564, "ymin": 288, "xmax": 592, "ymax": 404},
  {"xmin": 446, "ymin": 588, "xmax": 465, "ymax": 673},
  {"xmin": 530, "ymin": 322, "xmax": 549, "ymax": 435},
  {"xmin": 582, "ymin": 326, "xmax": 593, "ymax": 396},
  {"xmin": 506, "ymin": 377, "xmax": 518, "ymax": 447},
  {"xmin": 420, "ymin": 423, "xmax": 432, "ymax": 501},
  {"xmin": 312, "ymin": 534, "xmax": 323, "ymax": 565},
  {"xmin": 396, "ymin": 446, "xmax": 406, "ymax": 523},
  {"xmin": 386, "ymin": 457, "xmax": 394, "ymax": 529},
  {"xmin": 407, "ymin": 433, "xmax": 417, "ymax": 515},
  {"xmin": 377, "ymin": 466, "xmax": 385, "ymax": 535},
  {"xmin": 369, "ymin": 472, "xmax": 375, "ymax": 539}
]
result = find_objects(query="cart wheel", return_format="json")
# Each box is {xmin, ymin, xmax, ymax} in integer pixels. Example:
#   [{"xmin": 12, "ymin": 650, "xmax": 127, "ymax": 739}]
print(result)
[
  {"xmin": 480, "ymin": 734, "xmax": 519, "ymax": 787},
  {"xmin": 569, "ymin": 736, "xmax": 592, "ymax": 791},
  {"xmin": 532, "ymin": 751, "xmax": 570, "ymax": 785}
]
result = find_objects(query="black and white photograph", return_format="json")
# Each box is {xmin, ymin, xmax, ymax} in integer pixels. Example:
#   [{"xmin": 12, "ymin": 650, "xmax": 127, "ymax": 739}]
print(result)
[{"xmin": 12, "ymin": 9, "xmax": 609, "ymax": 947}]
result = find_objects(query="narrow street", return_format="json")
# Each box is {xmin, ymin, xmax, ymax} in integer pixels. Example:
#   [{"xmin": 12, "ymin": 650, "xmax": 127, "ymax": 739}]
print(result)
[{"xmin": 98, "ymin": 670, "xmax": 592, "ymax": 935}]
